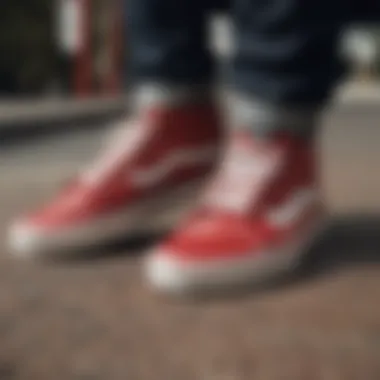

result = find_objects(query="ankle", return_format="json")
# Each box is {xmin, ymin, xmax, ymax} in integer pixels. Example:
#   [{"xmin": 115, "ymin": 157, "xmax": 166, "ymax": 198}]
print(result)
[
  {"xmin": 133, "ymin": 83, "xmax": 215, "ymax": 112},
  {"xmin": 227, "ymin": 93, "xmax": 320, "ymax": 140}
]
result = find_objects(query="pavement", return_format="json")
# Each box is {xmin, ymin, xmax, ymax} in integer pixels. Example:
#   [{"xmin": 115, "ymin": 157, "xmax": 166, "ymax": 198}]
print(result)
[
  {"xmin": 0, "ymin": 97, "xmax": 126, "ymax": 125},
  {"xmin": 0, "ymin": 98, "xmax": 127, "ymax": 148},
  {"xmin": 0, "ymin": 89, "xmax": 380, "ymax": 379},
  {"xmin": 1, "ymin": 81, "xmax": 380, "ymax": 140}
]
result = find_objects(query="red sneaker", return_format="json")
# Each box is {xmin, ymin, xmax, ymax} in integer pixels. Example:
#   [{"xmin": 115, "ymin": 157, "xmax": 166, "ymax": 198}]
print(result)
[
  {"xmin": 8, "ymin": 103, "xmax": 223, "ymax": 257},
  {"xmin": 145, "ymin": 131, "xmax": 327, "ymax": 294}
]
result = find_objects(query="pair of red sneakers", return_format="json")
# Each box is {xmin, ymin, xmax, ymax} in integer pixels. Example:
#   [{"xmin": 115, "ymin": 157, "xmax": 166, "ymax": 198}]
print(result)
[{"xmin": 8, "ymin": 102, "xmax": 326, "ymax": 294}]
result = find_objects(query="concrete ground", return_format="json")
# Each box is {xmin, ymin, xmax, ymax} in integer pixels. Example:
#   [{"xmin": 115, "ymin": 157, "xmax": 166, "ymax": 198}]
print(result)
[{"xmin": 0, "ymin": 104, "xmax": 380, "ymax": 379}]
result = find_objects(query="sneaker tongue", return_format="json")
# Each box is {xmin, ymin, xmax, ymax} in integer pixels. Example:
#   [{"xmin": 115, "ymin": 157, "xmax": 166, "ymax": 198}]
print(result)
[{"xmin": 203, "ymin": 133, "xmax": 284, "ymax": 214}]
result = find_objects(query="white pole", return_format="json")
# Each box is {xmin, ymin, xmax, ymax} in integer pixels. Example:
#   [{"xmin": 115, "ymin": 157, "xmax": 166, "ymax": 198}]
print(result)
[{"xmin": 56, "ymin": 0, "xmax": 83, "ymax": 55}]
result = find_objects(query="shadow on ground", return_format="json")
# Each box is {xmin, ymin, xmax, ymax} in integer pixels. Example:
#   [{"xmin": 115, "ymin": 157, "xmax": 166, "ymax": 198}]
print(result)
[
  {"xmin": 41, "ymin": 216, "xmax": 380, "ymax": 302},
  {"xmin": 259, "ymin": 215, "xmax": 380, "ymax": 302},
  {"xmin": 303, "ymin": 216, "xmax": 380, "ymax": 272},
  {"xmin": 42, "ymin": 231, "xmax": 166, "ymax": 265}
]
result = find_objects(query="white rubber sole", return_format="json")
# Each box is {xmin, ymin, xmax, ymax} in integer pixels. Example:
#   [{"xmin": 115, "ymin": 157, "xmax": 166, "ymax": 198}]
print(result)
[
  {"xmin": 8, "ymin": 180, "xmax": 204, "ymax": 259},
  {"xmin": 145, "ymin": 217, "xmax": 328, "ymax": 295}
]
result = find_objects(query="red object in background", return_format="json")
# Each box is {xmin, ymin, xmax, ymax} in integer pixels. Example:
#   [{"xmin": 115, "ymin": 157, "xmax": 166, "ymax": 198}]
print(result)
[
  {"xmin": 73, "ymin": 0, "xmax": 123, "ymax": 97},
  {"xmin": 74, "ymin": 0, "xmax": 92, "ymax": 97},
  {"xmin": 103, "ymin": 0, "xmax": 123, "ymax": 95}
]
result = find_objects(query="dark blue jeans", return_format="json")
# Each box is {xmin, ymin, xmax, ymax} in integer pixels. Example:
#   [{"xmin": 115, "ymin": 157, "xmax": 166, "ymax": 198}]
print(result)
[{"xmin": 127, "ymin": 0, "xmax": 380, "ymax": 106}]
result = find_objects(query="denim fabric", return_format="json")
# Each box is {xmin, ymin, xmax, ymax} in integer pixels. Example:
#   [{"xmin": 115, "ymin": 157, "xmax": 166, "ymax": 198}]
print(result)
[{"xmin": 127, "ymin": 0, "xmax": 380, "ymax": 105}]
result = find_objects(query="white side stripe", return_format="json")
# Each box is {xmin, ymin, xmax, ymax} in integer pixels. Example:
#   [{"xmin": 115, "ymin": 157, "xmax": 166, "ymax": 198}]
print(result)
[
  {"xmin": 82, "ymin": 120, "xmax": 149, "ymax": 185},
  {"xmin": 266, "ymin": 189, "xmax": 317, "ymax": 227},
  {"xmin": 131, "ymin": 147, "xmax": 217, "ymax": 187}
]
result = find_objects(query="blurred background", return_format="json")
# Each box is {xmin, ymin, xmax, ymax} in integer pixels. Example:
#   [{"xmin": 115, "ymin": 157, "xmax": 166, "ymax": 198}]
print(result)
[
  {"xmin": 0, "ymin": 0, "xmax": 124, "ymax": 98},
  {"xmin": 1, "ymin": 0, "xmax": 380, "ymax": 98}
]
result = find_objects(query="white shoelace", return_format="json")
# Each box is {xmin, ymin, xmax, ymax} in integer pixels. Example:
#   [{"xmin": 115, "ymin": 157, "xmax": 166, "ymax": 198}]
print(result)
[{"xmin": 204, "ymin": 138, "xmax": 283, "ymax": 213}]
